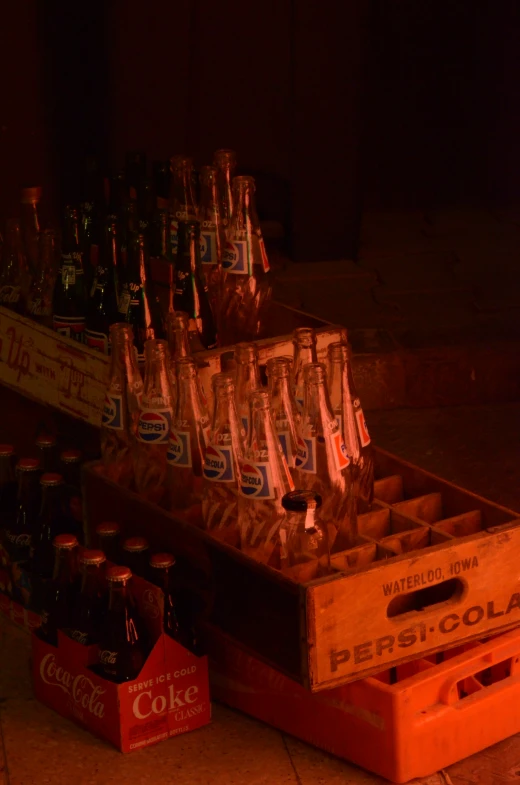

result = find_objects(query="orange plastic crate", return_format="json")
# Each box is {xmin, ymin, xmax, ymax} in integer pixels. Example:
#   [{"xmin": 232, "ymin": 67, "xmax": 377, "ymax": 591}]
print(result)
[{"xmin": 207, "ymin": 625, "xmax": 520, "ymax": 783}]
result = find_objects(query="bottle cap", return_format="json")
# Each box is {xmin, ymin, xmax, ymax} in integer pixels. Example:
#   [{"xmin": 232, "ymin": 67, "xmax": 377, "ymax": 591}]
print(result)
[
  {"xmin": 80, "ymin": 549, "xmax": 106, "ymax": 565},
  {"xmin": 17, "ymin": 458, "xmax": 41, "ymax": 472},
  {"xmin": 282, "ymin": 490, "xmax": 322, "ymax": 513},
  {"xmin": 40, "ymin": 472, "xmax": 64, "ymax": 486},
  {"xmin": 96, "ymin": 521, "xmax": 120, "ymax": 537},
  {"xmin": 0, "ymin": 444, "xmax": 14, "ymax": 456},
  {"xmin": 327, "ymin": 341, "xmax": 349, "ymax": 362},
  {"xmin": 266, "ymin": 356, "xmax": 292, "ymax": 377},
  {"xmin": 36, "ymin": 433, "xmax": 57, "ymax": 448},
  {"xmin": 234, "ymin": 342, "xmax": 258, "ymax": 364},
  {"xmin": 107, "ymin": 565, "xmax": 132, "ymax": 582},
  {"xmin": 60, "ymin": 449, "xmax": 82, "ymax": 464},
  {"xmin": 21, "ymin": 186, "xmax": 42, "ymax": 203},
  {"xmin": 53, "ymin": 533, "xmax": 78, "ymax": 549},
  {"xmin": 123, "ymin": 536, "xmax": 149, "ymax": 553},
  {"xmin": 150, "ymin": 552, "xmax": 175, "ymax": 569}
]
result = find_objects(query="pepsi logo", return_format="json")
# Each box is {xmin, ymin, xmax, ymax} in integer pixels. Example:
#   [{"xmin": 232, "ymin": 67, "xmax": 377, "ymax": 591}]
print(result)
[
  {"xmin": 138, "ymin": 410, "xmax": 171, "ymax": 443},
  {"xmin": 295, "ymin": 436, "xmax": 308, "ymax": 468},
  {"xmin": 167, "ymin": 430, "xmax": 192, "ymax": 467},
  {"xmin": 239, "ymin": 461, "xmax": 274, "ymax": 499},
  {"xmin": 203, "ymin": 444, "xmax": 234, "ymax": 482}
]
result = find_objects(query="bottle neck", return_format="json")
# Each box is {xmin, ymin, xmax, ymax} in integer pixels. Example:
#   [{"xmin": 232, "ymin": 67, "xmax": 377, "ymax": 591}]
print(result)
[
  {"xmin": 171, "ymin": 170, "xmax": 196, "ymax": 215},
  {"xmin": 177, "ymin": 374, "xmax": 206, "ymax": 424},
  {"xmin": 143, "ymin": 349, "xmax": 173, "ymax": 404},
  {"xmin": 17, "ymin": 471, "xmax": 39, "ymax": 504},
  {"xmin": 53, "ymin": 548, "xmax": 76, "ymax": 582},
  {"xmin": 328, "ymin": 357, "xmax": 343, "ymax": 413},
  {"xmin": 285, "ymin": 507, "xmax": 318, "ymax": 532},
  {"xmin": 40, "ymin": 485, "xmax": 62, "ymax": 519},
  {"xmin": 200, "ymin": 179, "xmax": 218, "ymax": 222},
  {"xmin": 0, "ymin": 456, "xmax": 14, "ymax": 486},
  {"xmin": 303, "ymin": 380, "xmax": 336, "ymax": 431},
  {"xmin": 236, "ymin": 362, "xmax": 260, "ymax": 399},
  {"xmin": 172, "ymin": 326, "xmax": 190, "ymax": 360},
  {"xmin": 81, "ymin": 563, "xmax": 105, "ymax": 595},
  {"xmin": 62, "ymin": 216, "xmax": 81, "ymax": 254},
  {"xmin": 108, "ymin": 582, "xmax": 131, "ymax": 612}
]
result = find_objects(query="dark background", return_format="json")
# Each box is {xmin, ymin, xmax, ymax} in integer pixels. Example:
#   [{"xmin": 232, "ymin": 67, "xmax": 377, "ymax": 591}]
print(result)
[{"xmin": 1, "ymin": 0, "xmax": 519, "ymax": 261}]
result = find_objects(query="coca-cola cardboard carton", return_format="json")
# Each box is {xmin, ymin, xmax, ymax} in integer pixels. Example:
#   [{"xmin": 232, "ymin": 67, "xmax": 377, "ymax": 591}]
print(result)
[{"xmin": 31, "ymin": 572, "xmax": 211, "ymax": 752}]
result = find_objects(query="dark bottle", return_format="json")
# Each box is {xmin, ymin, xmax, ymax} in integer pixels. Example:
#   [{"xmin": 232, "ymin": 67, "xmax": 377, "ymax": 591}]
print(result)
[
  {"xmin": 52, "ymin": 206, "xmax": 87, "ymax": 341},
  {"xmin": 4, "ymin": 458, "xmax": 41, "ymax": 566},
  {"xmin": 149, "ymin": 552, "xmax": 192, "ymax": 648},
  {"xmin": 36, "ymin": 433, "xmax": 59, "ymax": 473},
  {"xmin": 25, "ymin": 229, "xmax": 58, "ymax": 328},
  {"xmin": 95, "ymin": 521, "xmax": 121, "ymax": 563},
  {"xmin": 0, "ymin": 445, "xmax": 17, "ymax": 534},
  {"xmin": 97, "ymin": 565, "xmax": 147, "ymax": 682},
  {"xmin": 118, "ymin": 232, "xmax": 164, "ymax": 363},
  {"xmin": 39, "ymin": 533, "xmax": 79, "ymax": 645},
  {"xmin": 125, "ymin": 151, "xmax": 147, "ymax": 200},
  {"xmin": 60, "ymin": 449, "xmax": 83, "ymax": 541},
  {"xmin": 137, "ymin": 178, "xmax": 155, "ymax": 239},
  {"xmin": 31, "ymin": 473, "xmax": 66, "ymax": 587},
  {"xmin": 85, "ymin": 219, "xmax": 120, "ymax": 354},
  {"xmin": 79, "ymin": 155, "xmax": 105, "ymax": 296},
  {"xmin": 68, "ymin": 549, "xmax": 107, "ymax": 645},
  {"xmin": 119, "ymin": 200, "xmax": 139, "ymax": 267},
  {"xmin": 150, "ymin": 208, "xmax": 174, "ymax": 314},
  {"xmin": 173, "ymin": 220, "xmax": 218, "ymax": 351},
  {"xmin": 152, "ymin": 160, "xmax": 171, "ymax": 206},
  {"xmin": 169, "ymin": 156, "xmax": 198, "ymax": 257},
  {"xmin": 107, "ymin": 171, "xmax": 127, "ymax": 224},
  {"xmin": 121, "ymin": 536, "xmax": 150, "ymax": 578},
  {"xmin": 0, "ymin": 218, "xmax": 25, "ymax": 312},
  {"xmin": 20, "ymin": 186, "xmax": 42, "ymax": 280}
]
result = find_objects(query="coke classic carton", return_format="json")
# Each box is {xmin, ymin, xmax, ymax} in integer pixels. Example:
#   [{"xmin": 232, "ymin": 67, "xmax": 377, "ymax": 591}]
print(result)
[{"xmin": 31, "ymin": 569, "xmax": 211, "ymax": 752}]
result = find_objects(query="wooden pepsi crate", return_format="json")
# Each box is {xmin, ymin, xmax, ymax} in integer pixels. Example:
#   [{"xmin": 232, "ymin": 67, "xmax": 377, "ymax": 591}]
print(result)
[{"xmin": 83, "ymin": 448, "xmax": 520, "ymax": 692}]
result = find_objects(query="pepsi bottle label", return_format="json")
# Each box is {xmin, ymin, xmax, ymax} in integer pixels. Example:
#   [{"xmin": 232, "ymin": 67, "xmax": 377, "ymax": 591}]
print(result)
[
  {"xmin": 295, "ymin": 436, "xmax": 316, "ymax": 474},
  {"xmin": 53, "ymin": 315, "xmax": 85, "ymax": 342},
  {"xmin": 102, "ymin": 393, "xmax": 124, "ymax": 430},
  {"xmin": 200, "ymin": 230, "xmax": 217, "ymax": 265},
  {"xmin": 222, "ymin": 241, "xmax": 250, "ymax": 275},
  {"xmin": 170, "ymin": 218, "xmax": 179, "ymax": 254},
  {"xmin": 240, "ymin": 461, "xmax": 275, "ymax": 499},
  {"xmin": 167, "ymin": 430, "xmax": 192, "ymax": 467},
  {"xmin": 137, "ymin": 408, "xmax": 172, "ymax": 444},
  {"xmin": 332, "ymin": 430, "xmax": 350, "ymax": 471},
  {"xmin": 85, "ymin": 328, "xmax": 108, "ymax": 354},
  {"xmin": 354, "ymin": 404, "xmax": 371, "ymax": 447},
  {"xmin": 203, "ymin": 444, "xmax": 235, "ymax": 483}
]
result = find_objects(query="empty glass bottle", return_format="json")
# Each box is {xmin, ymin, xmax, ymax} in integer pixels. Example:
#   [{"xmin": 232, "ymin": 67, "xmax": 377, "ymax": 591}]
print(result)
[
  {"xmin": 202, "ymin": 373, "xmax": 245, "ymax": 547},
  {"xmin": 213, "ymin": 149, "xmax": 237, "ymax": 231},
  {"xmin": 219, "ymin": 176, "xmax": 271, "ymax": 345},
  {"xmin": 151, "ymin": 208, "xmax": 175, "ymax": 314},
  {"xmin": 279, "ymin": 490, "xmax": 330, "ymax": 581},
  {"xmin": 166, "ymin": 310, "xmax": 191, "ymax": 361},
  {"xmin": 293, "ymin": 363, "xmax": 357, "ymax": 553},
  {"xmin": 169, "ymin": 155, "xmax": 198, "ymax": 257},
  {"xmin": 234, "ymin": 342, "xmax": 261, "ymax": 436},
  {"xmin": 167, "ymin": 358, "xmax": 211, "ymax": 511},
  {"xmin": 266, "ymin": 356, "xmax": 300, "ymax": 470},
  {"xmin": 52, "ymin": 206, "xmax": 87, "ymax": 341},
  {"xmin": 25, "ymin": 229, "xmax": 57, "ymax": 327},
  {"xmin": 292, "ymin": 327, "xmax": 318, "ymax": 411},
  {"xmin": 238, "ymin": 390, "xmax": 294, "ymax": 567},
  {"xmin": 100, "ymin": 323, "xmax": 144, "ymax": 488},
  {"xmin": 134, "ymin": 339, "xmax": 174, "ymax": 505},
  {"xmin": 327, "ymin": 341, "xmax": 374, "ymax": 513},
  {"xmin": 199, "ymin": 165, "xmax": 225, "ymax": 316}
]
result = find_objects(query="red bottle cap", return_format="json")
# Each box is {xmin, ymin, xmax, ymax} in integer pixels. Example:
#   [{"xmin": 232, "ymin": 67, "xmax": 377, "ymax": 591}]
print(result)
[
  {"xmin": 80, "ymin": 549, "xmax": 106, "ymax": 565},
  {"xmin": 40, "ymin": 473, "xmax": 64, "ymax": 486},
  {"xmin": 60, "ymin": 449, "xmax": 82, "ymax": 464},
  {"xmin": 150, "ymin": 552, "xmax": 175, "ymax": 569},
  {"xmin": 106, "ymin": 565, "xmax": 132, "ymax": 582},
  {"xmin": 17, "ymin": 458, "xmax": 41, "ymax": 472},
  {"xmin": 53, "ymin": 533, "xmax": 78, "ymax": 549},
  {"xmin": 96, "ymin": 521, "xmax": 120, "ymax": 537},
  {"xmin": 122, "ymin": 536, "xmax": 149, "ymax": 553},
  {"xmin": 36, "ymin": 433, "xmax": 57, "ymax": 448},
  {"xmin": 0, "ymin": 444, "xmax": 14, "ymax": 456}
]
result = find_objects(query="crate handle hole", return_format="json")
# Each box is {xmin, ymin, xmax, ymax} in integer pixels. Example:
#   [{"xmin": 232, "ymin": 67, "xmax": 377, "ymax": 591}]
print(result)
[{"xmin": 386, "ymin": 578, "xmax": 464, "ymax": 618}]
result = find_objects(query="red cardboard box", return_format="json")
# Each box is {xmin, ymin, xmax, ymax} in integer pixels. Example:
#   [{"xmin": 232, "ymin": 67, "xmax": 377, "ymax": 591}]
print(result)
[{"xmin": 31, "ymin": 573, "xmax": 211, "ymax": 752}]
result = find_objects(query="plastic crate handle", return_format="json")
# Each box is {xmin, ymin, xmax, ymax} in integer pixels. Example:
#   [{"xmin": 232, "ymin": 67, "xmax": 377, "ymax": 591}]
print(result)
[{"xmin": 440, "ymin": 639, "xmax": 520, "ymax": 706}]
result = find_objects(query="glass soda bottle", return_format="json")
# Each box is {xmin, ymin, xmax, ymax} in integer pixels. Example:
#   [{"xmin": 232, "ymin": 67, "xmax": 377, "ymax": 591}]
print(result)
[
  {"xmin": 202, "ymin": 373, "xmax": 245, "ymax": 547},
  {"xmin": 118, "ymin": 232, "xmax": 164, "ymax": 363},
  {"xmin": 100, "ymin": 323, "xmax": 144, "ymax": 488},
  {"xmin": 280, "ymin": 490, "xmax": 330, "ymax": 581},
  {"xmin": 152, "ymin": 160, "xmax": 171, "ymax": 207},
  {"xmin": 0, "ymin": 444, "xmax": 17, "ymax": 531},
  {"xmin": 266, "ymin": 356, "xmax": 300, "ymax": 471},
  {"xmin": 238, "ymin": 390, "xmax": 294, "ymax": 566},
  {"xmin": 97, "ymin": 565, "xmax": 147, "ymax": 682},
  {"xmin": 293, "ymin": 363, "xmax": 357, "ymax": 553},
  {"xmin": 68, "ymin": 549, "xmax": 107, "ymax": 645},
  {"xmin": 169, "ymin": 155, "xmax": 198, "ymax": 257},
  {"xmin": 148, "ymin": 552, "xmax": 192, "ymax": 648},
  {"xmin": 234, "ymin": 342, "xmax": 261, "ymax": 436},
  {"xmin": 25, "ymin": 229, "xmax": 57, "ymax": 327},
  {"xmin": 167, "ymin": 358, "xmax": 211, "ymax": 511},
  {"xmin": 292, "ymin": 327, "xmax": 318, "ymax": 411},
  {"xmin": 173, "ymin": 220, "xmax": 218, "ymax": 351},
  {"xmin": 220, "ymin": 176, "xmax": 271, "ymax": 345},
  {"xmin": 85, "ymin": 218, "xmax": 120, "ymax": 354},
  {"xmin": 4, "ymin": 458, "xmax": 41, "ymax": 569},
  {"xmin": 213, "ymin": 149, "xmax": 237, "ymax": 231},
  {"xmin": 31, "ymin": 473, "xmax": 67, "ymax": 589},
  {"xmin": 121, "ymin": 536, "xmax": 150, "ymax": 579},
  {"xmin": 39, "ymin": 533, "xmax": 79, "ymax": 645},
  {"xmin": 199, "ymin": 165, "xmax": 225, "ymax": 317},
  {"xmin": 52, "ymin": 206, "xmax": 87, "ymax": 341},
  {"xmin": 327, "ymin": 341, "xmax": 375, "ymax": 513},
  {"xmin": 79, "ymin": 156, "xmax": 105, "ymax": 297},
  {"xmin": 35, "ymin": 433, "xmax": 59, "ymax": 474},
  {"xmin": 20, "ymin": 186, "xmax": 42, "ymax": 281},
  {"xmin": 166, "ymin": 310, "xmax": 191, "ymax": 360},
  {"xmin": 95, "ymin": 521, "xmax": 121, "ymax": 564},
  {"xmin": 0, "ymin": 219, "xmax": 25, "ymax": 312},
  {"xmin": 134, "ymin": 339, "xmax": 174, "ymax": 505},
  {"xmin": 151, "ymin": 208, "xmax": 175, "ymax": 315},
  {"xmin": 60, "ymin": 449, "xmax": 83, "ymax": 539}
]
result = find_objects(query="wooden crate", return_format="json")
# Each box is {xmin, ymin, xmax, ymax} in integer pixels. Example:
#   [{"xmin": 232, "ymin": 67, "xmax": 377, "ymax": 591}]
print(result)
[{"xmin": 83, "ymin": 447, "xmax": 520, "ymax": 692}]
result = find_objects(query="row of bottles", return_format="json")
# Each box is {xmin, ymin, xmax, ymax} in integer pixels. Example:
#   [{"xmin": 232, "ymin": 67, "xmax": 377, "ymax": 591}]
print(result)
[{"xmin": 100, "ymin": 323, "xmax": 374, "ymax": 580}]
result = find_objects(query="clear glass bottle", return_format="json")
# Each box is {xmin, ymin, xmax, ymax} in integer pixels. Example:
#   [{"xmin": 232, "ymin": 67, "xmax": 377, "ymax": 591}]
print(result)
[
  {"xmin": 219, "ymin": 176, "xmax": 272, "ymax": 345},
  {"xmin": 213, "ymin": 149, "xmax": 237, "ymax": 231},
  {"xmin": 327, "ymin": 341, "xmax": 375, "ymax": 513},
  {"xmin": 167, "ymin": 358, "xmax": 211, "ymax": 511},
  {"xmin": 293, "ymin": 363, "xmax": 357, "ymax": 553},
  {"xmin": 238, "ymin": 390, "xmax": 294, "ymax": 567},
  {"xmin": 25, "ymin": 229, "xmax": 57, "ymax": 327},
  {"xmin": 279, "ymin": 490, "xmax": 330, "ymax": 581},
  {"xmin": 202, "ymin": 373, "xmax": 245, "ymax": 547},
  {"xmin": 166, "ymin": 310, "xmax": 191, "ymax": 361},
  {"xmin": 199, "ymin": 165, "xmax": 225, "ymax": 317},
  {"xmin": 234, "ymin": 342, "xmax": 261, "ymax": 436},
  {"xmin": 292, "ymin": 327, "xmax": 318, "ymax": 411},
  {"xmin": 169, "ymin": 155, "xmax": 198, "ymax": 257},
  {"xmin": 266, "ymin": 356, "xmax": 300, "ymax": 471},
  {"xmin": 134, "ymin": 339, "xmax": 174, "ymax": 505},
  {"xmin": 100, "ymin": 323, "xmax": 144, "ymax": 488},
  {"xmin": 0, "ymin": 218, "xmax": 25, "ymax": 312}
]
